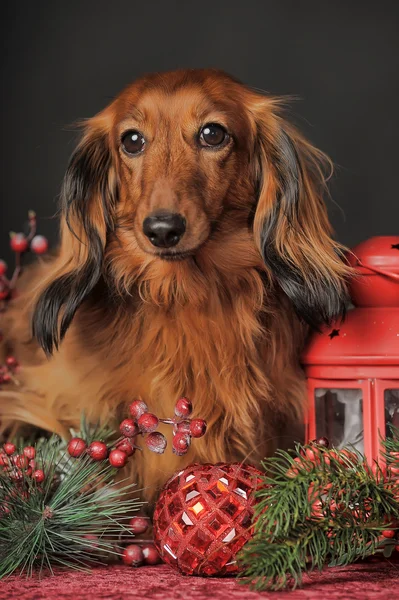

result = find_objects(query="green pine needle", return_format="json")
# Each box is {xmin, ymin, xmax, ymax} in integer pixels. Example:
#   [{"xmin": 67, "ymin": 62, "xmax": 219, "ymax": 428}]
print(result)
[
  {"xmin": 238, "ymin": 436, "xmax": 399, "ymax": 592},
  {"xmin": 0, "ymin": 432, "xmax": 142, "ymax": 578}
]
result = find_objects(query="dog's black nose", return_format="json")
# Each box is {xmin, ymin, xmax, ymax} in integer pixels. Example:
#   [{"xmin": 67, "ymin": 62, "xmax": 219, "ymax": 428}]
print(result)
[{"xmin": 142, "ymin": 213, "xmax": 186, "ymax": 248}]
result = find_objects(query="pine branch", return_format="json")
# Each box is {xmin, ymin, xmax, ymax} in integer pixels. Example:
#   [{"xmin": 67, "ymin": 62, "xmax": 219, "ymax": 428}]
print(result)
[
  {"xmin": 238, "ymin": 440, "xmax": 399, "ymax": 591},
  {"xmin": 0, "ymin": 435, "xmax": 141, "ymax": 578}
]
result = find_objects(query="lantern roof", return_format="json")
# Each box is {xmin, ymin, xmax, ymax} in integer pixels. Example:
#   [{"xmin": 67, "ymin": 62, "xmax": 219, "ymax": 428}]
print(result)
[{"xmin": 303, "ymin": 236, "xmax": 399, "ymax": 377}]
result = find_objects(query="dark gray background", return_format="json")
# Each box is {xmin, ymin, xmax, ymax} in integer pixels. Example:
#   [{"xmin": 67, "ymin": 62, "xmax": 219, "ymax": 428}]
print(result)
[{"xmin": 1, "ymin": 1, "xmax": 398, "ymax": 264}]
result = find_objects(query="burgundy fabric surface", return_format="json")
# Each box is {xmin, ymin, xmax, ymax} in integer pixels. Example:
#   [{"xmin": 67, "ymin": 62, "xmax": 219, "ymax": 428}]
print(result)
[{"xmin": 1, "ymin": 560, "xmax": 398, "ymax": 600}]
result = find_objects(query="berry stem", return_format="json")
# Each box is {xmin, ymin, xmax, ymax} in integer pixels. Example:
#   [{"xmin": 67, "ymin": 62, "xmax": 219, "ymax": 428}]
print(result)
[
  {"xmin": 26, "ymin": 214, "xmax": 37, "ymax": 243},
  {"xmin": 9, "ymin": 254, "xmax": 22, "ymax": 290}
]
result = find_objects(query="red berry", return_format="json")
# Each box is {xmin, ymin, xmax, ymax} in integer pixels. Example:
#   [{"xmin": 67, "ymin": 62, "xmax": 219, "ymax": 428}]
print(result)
[
  {"xmin": 138, "ymin": 413, "xmax": 159, "ymax": 433},
  {"xmin": 382, "ymin": 529, "xmax": 396, "ymax": 539},
  {"xmin": 122, "ymin": 544, "xmax": 144, "ymax": 567},
  {"xmin": 10, "ymin": 233, "xmax": 28, "ymax": 253},
  {"xmin": 13, "ymin": 454, "xmax": 29, "ymax": 469},
  {"xmin": 33, "ymin": 469, "xmax": 45, "ymax": 483},
  {"xmin": 175, "ymin": 420, "xmax": 191, "ymax": 434},
  {"xmin": 10, "ymin": 468, "xmax": 23, "ymax": 481},
  {"xmin": 2, "ymin": 374, "xmax": 11, "ymax": 383},
  {"xmin": 0, "ymin": 260, "xmax": 7, "ymax": 276},
  {"xmin": 305, "ymin": 447, "xmax": 320, "ymax": 463},
  {"xmin": 68, "ymin": 437, "xmax": 87, "ymax": 458},
  {"xmin": 3, "ymin": 443, "xmax": 16, "ymax": 456},
  {"xmin": 174, "ymin": 397, "xmax": 192, "ymax": 418},
  {"xmin": 109, "ymin": 449, "xmax": 128, "ymax": 468},
  {"xmin": 116, "ymin": 438, "xmax": 136, "ymax": 457},
  {"xmin": 142, "ymin": 544, "xmax": 160, "ymax": 565},
  {"xmin": 129, "ymin": 516, "xmax": 149, "ymax": 535},
  {"xmin": 0, "ymin": 453, "xmax": 10, "ymax": 467},
  {"xmin": 119, "ymin": 418, "xmax": 140, "ymax": 438},
  {"xmin": 23, "ymin": 446, "xmax": 36, "ymax": 460},
  {"xmin": 30, "ymin": 235, "xmax": 48, "ymax": 255},
  {"xmin": 0, "ymin": 504, "xmax": 10, "ymax": 516},
  {"xmin": 6, "ymin": 356, "xmax": 18, "ymax": 368},
  {"xmin": 129, "ymin": 399, "xmax": 148, "ymax": 421},
  {"xmin": 316, "ymin": 437, "xmax": 329, "ymax": 448},
  {"xmin": 189, "ymin": 419, "xmax": 207, "ymax": 438},
  {"xmin": 172, "ymin": 432, "xmax": 190, "ymax": 456},
  {"xmin": 87, "ymin": 441, "xmax": 108, "ymax": 461},
  {"xmin": 28, "ymin": 459, "xmax": 36, "ymax": 470},
  {"xmin": 145, "ymin": 432, "xmax": 167, "ymax": 454},
  {"xmin": 389, "ymin": 465, "xmax": 399, "ymax": 477}
]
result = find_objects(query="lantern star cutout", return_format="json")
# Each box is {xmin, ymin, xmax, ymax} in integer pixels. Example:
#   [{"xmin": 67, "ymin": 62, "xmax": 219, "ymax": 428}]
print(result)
[
  {"xmin": 328, "ymin": 328, "xmax": 340, "ymax": 340},
  {"xmin": 391, "ymin": 243, "xmax": 399, "ymax": 250}
]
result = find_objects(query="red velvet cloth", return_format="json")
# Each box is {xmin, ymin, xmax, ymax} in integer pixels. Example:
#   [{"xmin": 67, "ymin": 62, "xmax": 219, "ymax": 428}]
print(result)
[{"xmin": 1, "ymin": 560, "xmax": 398, "ymax": 599}]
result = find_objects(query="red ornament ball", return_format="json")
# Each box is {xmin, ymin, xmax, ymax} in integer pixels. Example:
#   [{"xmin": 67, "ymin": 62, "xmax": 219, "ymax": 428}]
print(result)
[
  {"xmin": 190, "ymin": 419, "xmax": 207, "ymax": 438},
  {"xmin": 87, "ymin": 441, "xmax": 108, "ymax": 461},
  {"xmin": 30, "ymin": 235, "xmax": 48, "ymax": 255},
  {"xmin": 145, "ymin": 432, "xmax": 167, "ymax": 454},
  {"xmin": 138, "ymin": 412, "xmax": 159, "ymax": 433},
  {"xmin": 109, "ymin": 449, "xmax": 128, "ymax": 468},
  {"xmin": 119, "ymin": 418, "xmax": 140, "ymax": 438},
  {"xmin": 129, "ymin": 399, "xmax": 148, "ymax": 421},
  {"xmin": 0, "ymin": 260, "xmax": 7, "ymax": 276},
  {"xmin": 174, "ymin": 397, "xmax": 192, "ymax": 418},
  {"xmin": 67, "ymin": 437, "xmax": 87, "ymax": 458},
  {"xmin": 3, "ymin": 443, "xmax": 16, "ymax": 456},
  {"xmin": 122, "ymin": 544, "xmax": 144, "ymax": 567},
  {"xmin": 153, "ymin": 462, "xmax": 263, "ymax": 576},
  {"xmin": 142, "ymin": 543, "xmax": 161, "ymax": 565},
  {"xmin": 129, "ymin": 516, "xmax": 149, "ymax": 535},
  {"xmin": 10, "ymin": 233, "xmax": 29, "ymax": 253}
]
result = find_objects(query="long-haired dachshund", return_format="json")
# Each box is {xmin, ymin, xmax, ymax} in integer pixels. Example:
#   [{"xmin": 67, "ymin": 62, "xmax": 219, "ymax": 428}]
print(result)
[{"xmin": 0, "ymin": 69, "xmax": 350, "ymax": 501}]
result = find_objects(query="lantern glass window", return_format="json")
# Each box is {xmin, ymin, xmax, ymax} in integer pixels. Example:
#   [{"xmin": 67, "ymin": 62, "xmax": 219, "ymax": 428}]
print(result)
[
  {"xmin": 315, "ymin": 388, "xmax": 363, "ymax": 452},
  {"xmin": 385, "ymin": 389, "xmax": 399, "ymax": 437}
]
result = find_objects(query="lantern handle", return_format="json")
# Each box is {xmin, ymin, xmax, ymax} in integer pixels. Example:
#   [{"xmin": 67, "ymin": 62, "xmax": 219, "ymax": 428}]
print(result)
[{"xmin": 356, "ymin": 259, "xmax": 399, "ymax": 282}]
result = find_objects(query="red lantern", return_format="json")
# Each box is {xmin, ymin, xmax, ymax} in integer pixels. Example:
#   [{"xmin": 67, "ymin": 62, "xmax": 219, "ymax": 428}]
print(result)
[{"xmin": 303, "ymin": 236, "xmax": 399, "ymax": 463}]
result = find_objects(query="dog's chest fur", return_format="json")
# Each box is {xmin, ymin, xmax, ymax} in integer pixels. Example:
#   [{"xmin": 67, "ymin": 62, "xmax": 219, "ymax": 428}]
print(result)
[{"xmin": 0, "ymin": 263, "xmax": 304, "ymax": 499}]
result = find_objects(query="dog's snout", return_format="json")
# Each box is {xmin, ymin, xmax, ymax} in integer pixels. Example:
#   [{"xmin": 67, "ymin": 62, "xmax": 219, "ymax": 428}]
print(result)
[{"xmin": 142, "ymin": 213, "xmax": 186, "ymax": 248}]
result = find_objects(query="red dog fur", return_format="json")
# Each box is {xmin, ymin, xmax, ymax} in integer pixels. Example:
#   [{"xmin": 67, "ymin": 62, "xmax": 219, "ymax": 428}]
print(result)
[{"xmin": 0, "ymin": 70, "xmax": 350, "ymax": 501}]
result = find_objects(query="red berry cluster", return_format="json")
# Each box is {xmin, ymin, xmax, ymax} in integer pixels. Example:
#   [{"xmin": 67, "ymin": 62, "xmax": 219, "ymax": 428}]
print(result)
[
  {"xmin": 67, "ymin": 397, "xmax": 207, "ymax": 470},
  {"xmin": 121, "ymin": 516, "xmax": 161, "ymax": 567},
  {"xmin": 0, "ymin": 443, "xmax": 44, "ymax": 487},
  {"xmin": 0, "ymin": 355, "xmax": 19, "ymax": 386},
  {"xmin": 289, "ymin": 438, "xmax": 399, "ymax": 551},
  {"xmin": 0, "ymin": 210, "xmax": 48, "ymax": 304},
  {"xmin": 171, "ymin": 397, "xmax": 207, "ymax": 455}
]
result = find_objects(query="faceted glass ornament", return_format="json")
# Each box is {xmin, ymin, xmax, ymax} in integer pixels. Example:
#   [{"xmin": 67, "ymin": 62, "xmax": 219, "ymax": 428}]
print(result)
[{"xmin": 153, "ymin": 462, "xmax": 263, "ymax": 576}]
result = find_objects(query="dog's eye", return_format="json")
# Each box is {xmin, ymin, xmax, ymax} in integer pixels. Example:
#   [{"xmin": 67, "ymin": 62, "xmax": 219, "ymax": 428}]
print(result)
[
  {"xmin": 121, "ymin": 130, "xmax": 145, "ymax": 155},
  {"xmin": 199, "ymin": 123, "xmax": 229, "ymax": 148}
]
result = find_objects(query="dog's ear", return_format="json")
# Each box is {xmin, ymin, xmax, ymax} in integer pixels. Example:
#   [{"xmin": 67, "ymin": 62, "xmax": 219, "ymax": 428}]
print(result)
[
  {"xmin": 32, "ymin": 111, "xmax": 118, "ymax": 355},
  {"xmin": 251, "ymin": 98, "xmax": 351, "ymax": 329}
]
